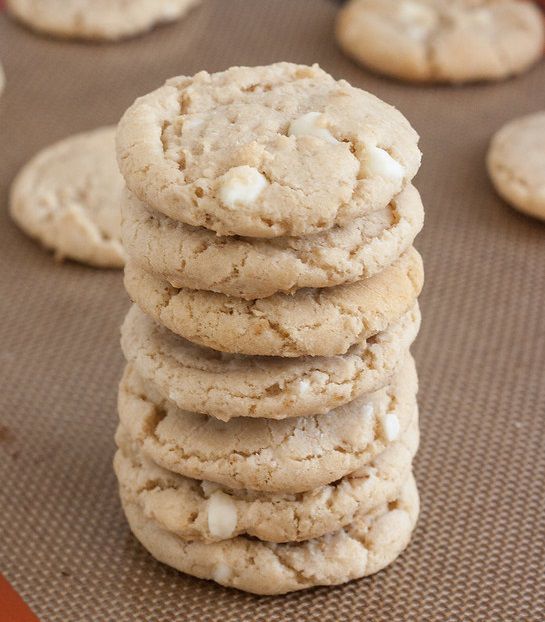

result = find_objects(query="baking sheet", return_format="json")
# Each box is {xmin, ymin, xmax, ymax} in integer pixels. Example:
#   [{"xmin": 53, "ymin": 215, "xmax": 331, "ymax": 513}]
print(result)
[{"xmin": 1, "ymin": 1, "xmax": 544, "ymax": 619}]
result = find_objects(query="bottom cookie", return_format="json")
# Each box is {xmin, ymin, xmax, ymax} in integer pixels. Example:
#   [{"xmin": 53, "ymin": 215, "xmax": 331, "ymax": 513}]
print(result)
[{"xmin": 121, "ymin": 474, "xmax": 419, "ymax": 595}]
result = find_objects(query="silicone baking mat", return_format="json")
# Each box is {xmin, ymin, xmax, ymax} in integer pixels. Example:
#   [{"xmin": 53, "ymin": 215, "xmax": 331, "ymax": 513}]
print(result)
[{"xmin": 0, "ymin": 1, "xmax": 544, "ymax": 619}]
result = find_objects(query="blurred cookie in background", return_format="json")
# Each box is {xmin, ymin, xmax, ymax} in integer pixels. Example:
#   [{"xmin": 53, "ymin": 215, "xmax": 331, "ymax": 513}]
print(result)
[
  {"xmin": 487, "ymin": 111, "xmax": 545, "ymax": 222},
  {"xmin": 10, "ymin": 126, "xmax": 126, "ymax": 268},
  {"xmin": 6, "ymin": 0, "xmax": 200, "ymax": 42},
  {"xmin": 336, "ymin": 0, "xmax": 544, "ymax": 84}
]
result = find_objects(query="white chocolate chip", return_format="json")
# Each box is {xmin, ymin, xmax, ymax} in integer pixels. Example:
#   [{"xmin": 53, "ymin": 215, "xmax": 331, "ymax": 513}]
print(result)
[
  {"xmin": 207, "ymin": 491, "xmax": 238, "ymax": 539},
  {"xmin": 406, "ymin": 24, "xmax": 430, "ymax": 40},
  {"xmin": 182, "ymin": 116, "xmax": 204, "ymax": 131},
  {"xmin": 398, "ymin": 0, "xmax": 438, "ymax": 39},
  {"xmin": 470, "ymin": 8, "xmax": 492, "ymax": 27},
  {"xmin": 212, "ymin": 562, "xmax": 232, "ymax": 583},
  {"xmin": 298, "ymin": 379, "xmax": 311, "ymax": 395},
  {"xmin": 379, "ymin": 412, "xmax": 400, "ymax": 442},
  {"xmin": 361, "ymin": 402, "xmax": 374, "ymax": 421},
  {"xmin": 161, "ymin": 1, "xmax": 185, "ymax": 18},
  {"xmin": 218, "ymin": 166, "xmax": 267, "ymax": 209},
  {"xmin": 363, "ymin": 145, "xmax": 405, "ymax": 182},
  {"xmin": 288, "ymin": 112, "xmax": 338, "ymax": 144}
]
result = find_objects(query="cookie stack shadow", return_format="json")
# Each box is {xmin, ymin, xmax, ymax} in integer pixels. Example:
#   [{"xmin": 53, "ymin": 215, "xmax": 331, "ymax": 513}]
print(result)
[{"xmin": 113, "ymin": 63, "xmax": 425, "ymax": 595}]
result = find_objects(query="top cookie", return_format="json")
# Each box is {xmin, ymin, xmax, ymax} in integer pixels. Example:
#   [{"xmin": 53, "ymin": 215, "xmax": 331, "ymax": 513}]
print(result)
[
  {"xmin": 336, "ymin": 0, "xmax": 545, "ymax": 84},
  {"xmin": 116, "ymin": 63, "xmax": 421, "ymax": 238},
  {"xmin": 6, "ymin": 0, "xmax": 200, "ymax": 41},
  {"xmin": 487, "ymin": 111, "xmax": 545, "ymax": 222}
]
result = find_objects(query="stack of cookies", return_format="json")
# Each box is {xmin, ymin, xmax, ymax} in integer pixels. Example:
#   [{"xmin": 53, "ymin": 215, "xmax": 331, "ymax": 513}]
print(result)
[{"xmin": 114, "ymin": 63, "xmax": 425, "ymax": 595}]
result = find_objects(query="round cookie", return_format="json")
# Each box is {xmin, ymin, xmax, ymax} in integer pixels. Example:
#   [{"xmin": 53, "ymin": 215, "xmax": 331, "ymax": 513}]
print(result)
[
  {"xmin": 116, "ymin": 62, "xmax": 421, "ymax": 238},
  {"xmin": 10, "ymin": 126, "xmax": 125, "ymax": 268},
  {"xmin": 487, "ymin": 111, "xmax": 545, "ymax": 222},
  {"xmin": 336, "ymin": 0, "xmax": 544, "ymax": 84},
  {"xmin": 122, "ymin": 474, "xmax": 419, "ymax": 595},
  {"xmin": 115, "ymin": 417, "xmax": 418, "ymax": 543},
  {"xmin": 122, "ymin": 184, "xmax": 424, "ymax": 299},
  {"xmin": 124, "ymin": 247, "xmax": 424, "ymax": 357},
  {"xmin": 6, "ymin": 0, "xmax": 200, "ymax": 41},
  {"xmin": 117, "ymin": 356, "xmax": 418, "ymax": 493},
  {"xmin": 120, "ymin": 303, "xmax": 420, "ymax": 421}
]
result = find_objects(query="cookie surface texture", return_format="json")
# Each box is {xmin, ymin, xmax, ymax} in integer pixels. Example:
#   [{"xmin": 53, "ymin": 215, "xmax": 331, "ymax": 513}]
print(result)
[
  {"xmin": 121, "ymin": 184, "xmax": 424, "ymax": 299},
  {"xmin": 116, "ymin": 62, "xmax": 421, "ymax": 237},
  {"xmin": 123, "ymin": 247, "xmax": 424, "ymax": 357},
  {"xmin": 120, "ymin": 303, "xmax": 420, "ymax": 421},
  {"xmin": 117, "ymin": 357, "xmax": 418, "ymax": 493},
  {"xmin": 10, "ymin": 126, "xmax": 125, "ymax": 268},
  {"xmin": 336, "ymin": 0, "xmax": 544, "ymax": 84},
  {"xmin": 121, "ymin": 474, "xmax": 419, "ymax": 595},
  {"xmin": 487, "ymin": 111, "xmax": 545, "ymax": 221},
  {"xmin": 115, "ymin": 417, "xmax": 418, "ymax": 543},
  {"xmin": 6, "ymin": 0, "xmax": 200, "ymax": 41}
]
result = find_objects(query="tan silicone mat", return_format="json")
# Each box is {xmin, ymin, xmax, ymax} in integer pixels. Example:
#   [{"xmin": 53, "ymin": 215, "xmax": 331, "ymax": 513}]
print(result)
[{"xmin": 1, "ymin": 1, "xmax": 544, "ymax": 620}]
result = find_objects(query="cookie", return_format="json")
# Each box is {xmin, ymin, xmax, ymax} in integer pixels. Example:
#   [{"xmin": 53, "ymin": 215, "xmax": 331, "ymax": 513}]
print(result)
[
  {"xmin": 120, "ymin": 303, "xmax": 420, "ymax": 421},
  {"xmin": 487, "ymin": 111, "xmax": 545, "ymax": 222},
  {"xmin": 115, "ymin": 416, "xmax": 418, "ymax": 543},
  {"xmin": 122, "ymin": 184, "xmax": 424, "ymax": 299},
  {"xmin": 117, "ymin": 356, "xmax": 418, "ymax": 493},
  {"xmin": 124, "ymin": 247, "xmax": 424, "ymax": 357},
  {"xmin": 122, "ymin": 473, "xmax": 418, "ymax": 595},
  {"xmin": 10, "ymin": 126, "xmax": 125, "ymax": 268},
  {"xmin": 336, "ymin": 0, "xmax": 544, "ymax": 84},
  {"xmin": 116, "ymin": 62, "xmax": 421, "ymax": 238},
  {"xmin": 6, "ymin": 0, "xmax": 200, "ymax": 41}
]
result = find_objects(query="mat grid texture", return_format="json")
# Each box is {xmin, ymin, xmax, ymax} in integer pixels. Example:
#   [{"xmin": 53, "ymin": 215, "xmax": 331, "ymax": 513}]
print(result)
[{"xmin": 0, "ymin": 1, "xmax": 544, "ymax": 620}]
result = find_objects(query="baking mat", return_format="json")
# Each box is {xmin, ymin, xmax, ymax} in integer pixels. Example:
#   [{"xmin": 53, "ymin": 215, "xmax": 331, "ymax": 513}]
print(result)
[{"xmin": 0, "ymin": 1, "xmax": 544, "ymax": 620}]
